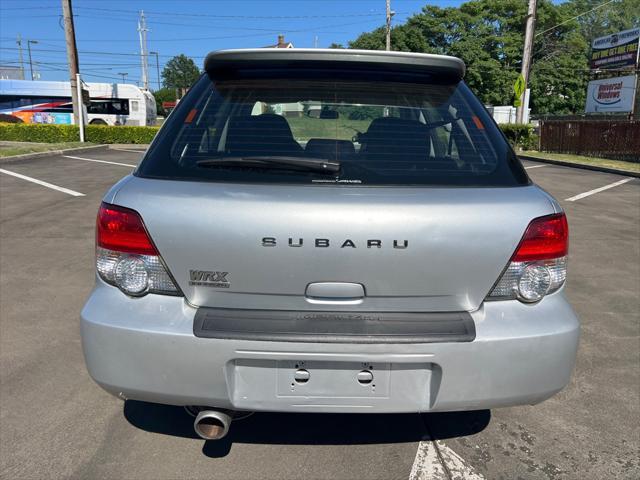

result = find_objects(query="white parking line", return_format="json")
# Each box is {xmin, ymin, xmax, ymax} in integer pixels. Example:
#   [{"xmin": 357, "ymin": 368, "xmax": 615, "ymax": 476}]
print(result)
[
  {"xmin": 410, "ymin": 440, "xmax": 447, "ymax": 479},
  {"xmin": 565, "ymin": 178, "xmax": 634, "ymax": 202},
  {"xmin": 0, "ymin": 168, "xmax": 85, "ymax": 197},
  {"xmin": 109, "ymin": 148, "xmax": 146, "ymax": 154},
  {"xmin": 525, "ymin": 164, "xmax": 547, "ymax": 169},
  {"xmin": 62, "ymin": 155, "xmax": 136, "ymax": 168},
  {"xmin": 410, "ymin": 440, "xmax": 485, "ymax": 480}
]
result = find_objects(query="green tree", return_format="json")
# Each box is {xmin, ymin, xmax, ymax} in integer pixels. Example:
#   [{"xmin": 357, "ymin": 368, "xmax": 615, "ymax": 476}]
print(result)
[
  {"xmin": 562, "ymin": 0, "xmax": 640, "ymax": 41},
  {"xmin": 345, "ymin": 0, "xmax": 640, "ymax": 115},
  {"xmin": 152, "ymin": 87, "xmax": 177, "ymax": 116},
  {"xmin": 161, "ymin": 54, "xmax": 200, "ymax": 91}
]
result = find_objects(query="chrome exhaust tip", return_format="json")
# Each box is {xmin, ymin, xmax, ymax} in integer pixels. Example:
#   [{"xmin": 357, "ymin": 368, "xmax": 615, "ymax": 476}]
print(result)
[{"xmin": 193, "ymin": 409, "xmax": 233, "ymax": 440}]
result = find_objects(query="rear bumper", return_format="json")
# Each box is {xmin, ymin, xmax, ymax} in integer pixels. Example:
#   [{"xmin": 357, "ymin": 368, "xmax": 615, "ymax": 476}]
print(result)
[{"xmin": 81, "ymin": 280, "xmax": 579, "ymax": 413}]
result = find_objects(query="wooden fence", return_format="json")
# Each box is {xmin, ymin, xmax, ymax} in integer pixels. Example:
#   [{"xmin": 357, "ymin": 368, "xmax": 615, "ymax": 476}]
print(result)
[{"xmin": 540, "ymin": 120, "xmax": 640, "ymax": 161}]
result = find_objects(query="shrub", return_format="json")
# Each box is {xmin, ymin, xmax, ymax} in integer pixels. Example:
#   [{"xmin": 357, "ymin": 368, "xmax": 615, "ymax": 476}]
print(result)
[
  {"xmin": 499, "ymin": 123, "xmax": 536, "ymax": 150},
  {"xmin": 0, "ymin": 122, "xmax": 159, "ymax": 144},
  {"xmin": 520, "ymin": 133, "xmax": 539, "ymax": 151},
  {"xmin": 0, "ymin": 123, "xmax": 79, "ymax": 142},
  {"xmin": 86, "ymin": 125, "xmax": 159, "ymax": 144}
]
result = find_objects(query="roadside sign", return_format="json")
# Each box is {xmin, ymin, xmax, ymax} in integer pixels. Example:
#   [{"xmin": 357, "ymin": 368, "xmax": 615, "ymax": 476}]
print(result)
[
  {"xmin": 513, "ymin": 74, "xmax": 525, "ymax": 107},
  {"xmin": 585, "ymin": 74, "xmax": 637, "ymax": 113},
  {"xmin": 81, "ymin": 87, "xmax": 91, "ymax": 107},
  {"xmin": 591, "ymin": 28, "xmax": 639, "ymax": 70}
]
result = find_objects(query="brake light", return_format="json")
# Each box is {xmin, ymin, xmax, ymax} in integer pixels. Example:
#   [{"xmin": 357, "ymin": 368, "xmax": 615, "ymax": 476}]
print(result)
[
  {"xmin": 513, "ymin": 214, "xmax": 568, "ymax": 262},
  {"xmin": 97, "ymin": 204, "xmax": 158, "ymax": 255},
  {"xmin": 95, "ymin": 203, "xmax": 180, "ymax": 297},
  {"xmin": 487, "ymin": 213, "xmax": 568, "ymax": 303}
]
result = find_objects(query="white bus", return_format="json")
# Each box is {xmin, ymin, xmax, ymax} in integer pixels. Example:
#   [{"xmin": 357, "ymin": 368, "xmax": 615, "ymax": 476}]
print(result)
[{"xmin": 0, "ymin": 79, "xmax": 157, "ymax": 126}]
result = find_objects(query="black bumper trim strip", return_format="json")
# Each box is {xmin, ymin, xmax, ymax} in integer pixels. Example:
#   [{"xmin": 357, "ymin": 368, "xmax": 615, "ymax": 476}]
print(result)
[{"xmin": 193, "ymin": 308, "xmax": 475, "ymax": 343}]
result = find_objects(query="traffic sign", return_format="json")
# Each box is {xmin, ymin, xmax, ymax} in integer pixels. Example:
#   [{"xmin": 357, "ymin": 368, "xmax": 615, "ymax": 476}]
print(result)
[{"xmin": 513, "ymin": 74, "xmax": 526, "ymax": 98}]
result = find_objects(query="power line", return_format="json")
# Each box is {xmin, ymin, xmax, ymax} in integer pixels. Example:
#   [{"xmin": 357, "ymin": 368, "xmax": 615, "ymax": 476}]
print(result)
[
  {"xmin": 0, "ymin": 14, "xmax": 62, "ymax": 19},
  {"xmin": 0, "ymin": 16, "xmax": 383, "ymax": 47},
  {"xmin": 0, "ymin": 6, "xmax": 59, "ymax": 10},
  {"xmin": 535, "ymin": 0, "xmax": 621, "ymax": 37},
  {"xmin": 72, "ymin": 13, "xmax": 383, "ymax": 34},
  {"xmin": 72, "ymin": 5, "xmax": 396, "ymax": 20},
  {"xmin": 0, "ymin": 46, "xmax": 205, "ymax": 59}
]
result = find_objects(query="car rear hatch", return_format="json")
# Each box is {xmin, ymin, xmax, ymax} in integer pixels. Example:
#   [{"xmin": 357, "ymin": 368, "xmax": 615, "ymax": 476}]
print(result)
[
  {"xmin": 113, "ymin": 178, "xmax": 554, "ymax": 312},
  {"xmin": 121, "ymin": 48, "xmax": 544, "ymax": 313}
]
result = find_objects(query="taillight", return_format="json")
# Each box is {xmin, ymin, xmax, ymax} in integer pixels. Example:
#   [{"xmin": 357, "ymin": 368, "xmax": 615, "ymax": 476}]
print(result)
[
  {"xmin": 95, "ymin": 202, "xmax": 180, "ymax": 297},
  {"xmin": 487, "ymin": 213, "xmax": 568, "ymax": 303},
  {"xmin": 512, "ymin": 213, "xmax": 568, "ymax": 262}
]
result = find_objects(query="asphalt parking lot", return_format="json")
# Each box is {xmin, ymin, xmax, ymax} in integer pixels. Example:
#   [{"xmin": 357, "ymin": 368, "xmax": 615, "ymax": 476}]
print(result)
[{"xmin": 1, "ymin": 147, "xmax": 638, "ymax": 480}]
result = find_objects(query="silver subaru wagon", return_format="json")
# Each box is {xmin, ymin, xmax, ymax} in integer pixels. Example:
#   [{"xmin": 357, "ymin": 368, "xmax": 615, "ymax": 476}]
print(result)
[{"xmin": 81, "ymin": 49, "xmax": 579, "ymax": 440}]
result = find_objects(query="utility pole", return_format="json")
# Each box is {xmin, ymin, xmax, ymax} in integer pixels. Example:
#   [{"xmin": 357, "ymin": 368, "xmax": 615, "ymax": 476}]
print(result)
[
  {"xmin": 27, "ymin": 40, "xmax": 38, "ymax": 80},
  {"xmin": 16, "ymin": 35, "xmax": 25, "ymax": 80},
  {"xmin": 61, "ymin": 0, "xmax": 82, "ymax": 128},
  {"xmin": 385, "ymin": 0, "xmax": 394, "ymax": 51},
  {"xmin": 516, "ymin": 0, "xmax": 537, "ymax": 124},
  {"xmin": 150, "ymin": 51, "xmax": 160, "ymax": 89},
  {"xmin": 138, "ymin": 10, "xmax": 149, "ymax": 91},
  {"xmin": 118, "ymin": 72, "xmax": 128, "ymax": 83}
]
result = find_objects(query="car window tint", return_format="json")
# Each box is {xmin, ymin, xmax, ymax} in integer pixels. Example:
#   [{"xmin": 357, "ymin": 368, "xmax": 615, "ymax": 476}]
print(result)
[{"xmin": 138, "ymin": 73, "xmax": 527, "ymax": 187}]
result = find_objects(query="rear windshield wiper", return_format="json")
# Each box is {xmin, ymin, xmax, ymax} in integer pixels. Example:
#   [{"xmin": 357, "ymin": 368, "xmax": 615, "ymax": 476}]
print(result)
[{"xmin": 196, "ymin": 156, "xmax": 340, "ymax": 175}]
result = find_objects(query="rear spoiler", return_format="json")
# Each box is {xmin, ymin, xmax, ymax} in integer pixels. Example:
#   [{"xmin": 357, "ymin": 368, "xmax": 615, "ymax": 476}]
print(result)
[{"xmin": 204, "ymin": 48, "xmax": 466, "ymax": 82}]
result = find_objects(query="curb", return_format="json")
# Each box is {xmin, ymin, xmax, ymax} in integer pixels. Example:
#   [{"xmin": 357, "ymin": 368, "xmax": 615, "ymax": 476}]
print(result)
[
  {"xmin": 0, "ymin": 144, "xmax": 109, "ymax": 164},
  {"xmin": 519, "ymin": 154, "xmax": 640, "ymax": 178}
]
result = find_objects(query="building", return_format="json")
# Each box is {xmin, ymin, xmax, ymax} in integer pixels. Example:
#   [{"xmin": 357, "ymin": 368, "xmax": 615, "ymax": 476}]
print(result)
[
  {"xmin": 0, "ymin": 65, "xmax": 24, "ymax": 80},
  {"xmin": 265, "ymin": 35, "xmax": 294, "ymax": 49}
]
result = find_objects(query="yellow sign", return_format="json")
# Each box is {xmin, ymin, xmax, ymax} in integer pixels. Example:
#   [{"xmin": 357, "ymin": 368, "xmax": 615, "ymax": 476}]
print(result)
[{"xmin": 513, "ymin": 74, "xmax": 526, "ymax": 98}]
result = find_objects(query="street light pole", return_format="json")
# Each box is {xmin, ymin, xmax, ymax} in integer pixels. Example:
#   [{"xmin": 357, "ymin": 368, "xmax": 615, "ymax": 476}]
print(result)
[
  {"xmin": 27, "ymin": 40, "xmax": 38, "ymax": 80},
  {"xmin": 118, "ymin": 72, "xmax": 128, "ymax": 83},
  {"xmin": 150, "ymin": 51, "xmax": 160, "ymax": 90},
  {"xmin": 137, "ymin": 10, "xmax": 149, "ymax": 90}
]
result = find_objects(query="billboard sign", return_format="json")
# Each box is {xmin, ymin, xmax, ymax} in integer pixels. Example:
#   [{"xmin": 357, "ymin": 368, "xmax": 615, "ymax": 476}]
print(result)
[
  {"xmin": 585, "ymin": 75, "xmax": 637, "ymax": 113},
  {"xmin": 590, "ymin": 28, "xmax": 639, "ymax": 70}
]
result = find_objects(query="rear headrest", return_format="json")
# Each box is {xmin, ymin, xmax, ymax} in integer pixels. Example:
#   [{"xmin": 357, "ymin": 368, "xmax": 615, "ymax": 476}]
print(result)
[
  {"xmin": 227, "ymin": 114, "xmax": 295, "ymax": 142},
  {"xmin": 362, "ymin": 117, "xmax": 430, "ymax": 160},
  {"xmin": 226, "ymin": 114, "xmax": 302, "ymax": 156}
]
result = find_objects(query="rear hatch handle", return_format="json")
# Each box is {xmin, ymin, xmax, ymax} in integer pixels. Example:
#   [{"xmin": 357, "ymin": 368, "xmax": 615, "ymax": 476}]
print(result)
[{"xmin": 305, "ymin": 282, "xmax": 365, "ymax": 305}]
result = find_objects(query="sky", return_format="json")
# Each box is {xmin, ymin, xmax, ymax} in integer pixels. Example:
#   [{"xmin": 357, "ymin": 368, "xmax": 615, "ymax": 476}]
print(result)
[{"xmin": 0, "ymin": 0, "xmax": 469, "ymax": 87}]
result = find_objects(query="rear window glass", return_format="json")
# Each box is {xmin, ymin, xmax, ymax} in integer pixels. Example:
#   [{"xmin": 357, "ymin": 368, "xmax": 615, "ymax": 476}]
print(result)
[{"xmin": 138, "ymin": 71, "xmax": 527, "ymax": 186}]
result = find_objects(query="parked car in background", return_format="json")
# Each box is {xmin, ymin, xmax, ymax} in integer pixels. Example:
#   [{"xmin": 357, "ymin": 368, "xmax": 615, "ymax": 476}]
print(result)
[{"xmin": 81, "ymin": 49, "xmax": 579, "ymax": 441}]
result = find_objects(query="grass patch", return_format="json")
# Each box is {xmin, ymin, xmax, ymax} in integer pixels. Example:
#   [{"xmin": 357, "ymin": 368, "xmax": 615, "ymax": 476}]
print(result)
[
  {"xmin": 523, "ymin": 151, "xmax": 639, "ymax": 174},
  {"xmin": 287, "ymin": 116, "xmax": 371, "ymax": 142},
  {"xmin": 0, "ymin": 141, "xmax": 92, "ymax": 158}
]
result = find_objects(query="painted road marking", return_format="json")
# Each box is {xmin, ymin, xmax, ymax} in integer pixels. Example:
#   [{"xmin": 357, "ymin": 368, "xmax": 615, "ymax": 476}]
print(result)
[
  {"xmin": 410, "ymin": 439, "xmax": 485, "ymax": 480},
  {"xmin": 109, "ymin": 148, "xmax": 146, "ymax": 154},
  {"xmin": 525, "ymin": 164, "xmax": 547, "ymax": 169},
  {"xmin": 0, "ymin": 168, "xmax": 85, "ymax": 197},
  {"xmin": 62, "ymin": 155, "xmax": 136, "ymax": 168},
  {"xmin": 565, "ymin": 178, "xmax": 634, "ymax": 202}
]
